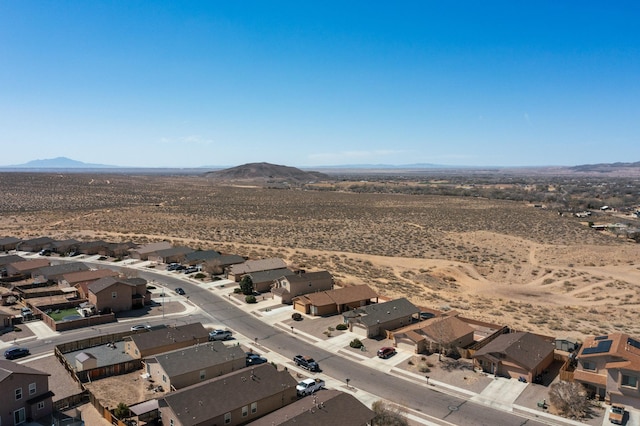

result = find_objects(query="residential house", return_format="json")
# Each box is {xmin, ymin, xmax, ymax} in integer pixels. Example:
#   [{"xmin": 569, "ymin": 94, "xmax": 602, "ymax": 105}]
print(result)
[
  {"xmin": 143, "ymin": 341, "xmax": 246, "ymax": 391},
  {"xmin": 0, "ymin": 237, "xmax": 21, "ymax": 251},
  {"xmin": 50, "ymin": 239, "xmax": 80, "ymax": 255},
  {"xmin": 271, "ymin": 271, "xmax": 333, "ymax": 304},
  {"xmin": 344, "ymin": 297, "xmax": 420, "ymax": 338},
  {"xmin": 129, "ymin": 241, "xmax": 173, "ymax": 260},
  {"xmin": 0, "ymin": 306, "xmax": 15, "ymax": 329},
  {"xmin": 34, "ymin": 262, "xmax": 90, "ymax": 282},
  {"xmin": 158, "ymin": 363, "xmax": 298, "ymax": 426},
  {"xmin": 88, "ymin": 276, "xmax": 150, "ymax": 313},
  {"xmin": 227, "ymin": 258, "xmax": 287, "ymax": 282},
  {"xmin": 0, "ymin": 360, "xmax": 54, "ymax": 425},
  {"xmin": 125, "ymin": 323, "xmax": 210, "ymax": 359},
  {"xmin": 249, "ymin": 268, "xmax": 294, "ymax": 293},
  {"xmin": 59, "ymin": 268, "xmax": 120, "ymax": 299},
  {"xmin": 0, "ymin": 254, "xmax": 24, "ymax": 277},
  {"xmin": 248, "ymin": 389, "xmax": 376, "ymax": 426},
  {"xmin": 184, "ymin": 250, "xmax": 221, "ymax": 267},
  {"xmin": 17, "ymin": 237, "xmax": 55, "ymax": 253},
  {"xmin": 392, "ymin": 314, "xmax": 476, "ymax": 355},
  {"xmin": 292, "ymin": 284, "xmax": 379, "ymax": 316},
  {"xmin": 5, "ymin": 259, "xmax": 50, "ymax": 277},
  {"xmin": 472, "ymin": 331, "xmax": 554, "ymax": 382},
  {"xmin": 573, "ymin": 333, "xmax": 640, "ymax": 408},
  {"xmin": 147, "ymin": 246, "xmax": 195, "ymax": 264}
]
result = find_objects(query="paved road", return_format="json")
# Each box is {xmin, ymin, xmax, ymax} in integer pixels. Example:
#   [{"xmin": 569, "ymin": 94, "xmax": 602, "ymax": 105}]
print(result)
[{"xmin": 13, "ymin": 256, "xmax": 566, "ymax": 425}]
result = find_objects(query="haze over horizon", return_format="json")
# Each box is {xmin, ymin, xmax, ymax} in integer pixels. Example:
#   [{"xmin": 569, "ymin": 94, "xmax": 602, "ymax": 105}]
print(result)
[{"xmin": 1, "ymin": 2, "xmax": 638, "ymax": 168}]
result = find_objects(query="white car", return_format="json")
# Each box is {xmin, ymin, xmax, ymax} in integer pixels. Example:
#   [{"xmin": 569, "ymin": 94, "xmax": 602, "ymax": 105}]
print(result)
[
  {"xmin": 130, "ymin": 324, "xmax": 150, "ymax": 331},
  {"xmin": 209, "ymin": 329, "xmax": 232, "ymax": 341}
]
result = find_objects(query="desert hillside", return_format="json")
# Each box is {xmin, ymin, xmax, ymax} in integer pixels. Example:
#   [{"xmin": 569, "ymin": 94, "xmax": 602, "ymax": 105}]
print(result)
[{"xmin": 1, "ymin": 172, "xmax": 639, "ymax": 341}]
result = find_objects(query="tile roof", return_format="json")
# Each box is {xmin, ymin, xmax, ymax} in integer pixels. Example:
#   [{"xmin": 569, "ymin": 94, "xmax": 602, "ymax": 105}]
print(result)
[{"xmin": 161, "ymin": 363, "xmax": 297, "ymax": 426}]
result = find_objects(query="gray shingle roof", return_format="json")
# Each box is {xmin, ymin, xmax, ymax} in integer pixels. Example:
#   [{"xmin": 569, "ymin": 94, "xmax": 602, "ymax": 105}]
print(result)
[
  {"xmin": 161, "ymin": 363, "xmax": 297, "ymax": 426},
  {"xmin": 473, "ymin": 331, "xmax": 554, "ymax": 370},
  {"xmin": 353, "ymin": 298, "xmax": 419, "ymax": 326},
  {"xmin": 149, "ymin": 341, "xmax": 245, "ymax": 377},
  {"xmin": 129, "ymin": 323, "xmax": 209, "ymax": 352},
  {"xmin": 0, "ymin": 360, "xmax": 50, "ymax": 383}
]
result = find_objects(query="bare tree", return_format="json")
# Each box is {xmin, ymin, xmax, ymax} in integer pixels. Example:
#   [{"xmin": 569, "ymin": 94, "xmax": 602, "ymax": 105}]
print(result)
[
  {"xmin": 548, "ymin": 381, "xmax": 590, "ymax": 419},
  {"xmin": 371, "ymin": 400, "xmax": 409, "ymax": 426}
]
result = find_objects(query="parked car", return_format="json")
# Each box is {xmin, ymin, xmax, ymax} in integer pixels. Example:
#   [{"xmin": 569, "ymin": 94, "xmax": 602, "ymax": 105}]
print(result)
[
  {"xmin": 38, "ymin": 249, "xmax": 51, "ymax": 256},
  {"xmin": 209, "ymin": 329, "xmax": 232, "ymax": 341},
  {"xmin": 246, "ymin": 352, "xmax": 268, "ymax": 366},
  {"xmin": 296, "ymin": 378, "xmax": 325, "ymax": 396},
  {"xmin": 183, "ymin": 267, "xmax": 199, "ymax": 274},
  {"xmin": 175, "ymin": 288, "xmax": 186, "ymax": 295},
  {"xmin": 377, "ymin": 347, "xmax": 396, "ymax": 359},
  {"xmin": 4, "ymin": 347, "xmax": 30, "ymax": 360},
  {"xmin": 609, "ymin": 404, "xmax": 625, "ymax": 425},
  {"xmin": 21, "ymin": 307, "xmax": 33, "ymax": 318},
  {"xmin": 293, "ymin": 355, "xmax": 320, "ymax": 372},
  {"xmin": 167, "ymin": 263, "xmax": 181, "ymax": 271},
  {"xmin": 130, "ymin": 324, "xmax": 151, "ymax": 331}
]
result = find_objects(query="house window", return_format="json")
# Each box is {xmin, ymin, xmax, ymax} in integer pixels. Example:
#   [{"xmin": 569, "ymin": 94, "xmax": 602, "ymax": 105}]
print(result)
[
  {"xmin": 224, "ymin": 412, "xmax": 231, "ymax": 424},
  {"xmin": 37, "ymin": 401, "xmax": 45, "ymax": 410},
  {"xmin": 621, "ymin": 374, "xmax": 638, "ymax": 388},
  {"xmin": 14, "ymin": 408, "xmax": 26, "ymax": 424},
  {"xmin": 242, "ymin": 405, "xmax": 248, "ymax": 417},
  {"xmin": 170, "ymin": 420, "xmax": 174, "ymax": 426},
  {"xmin": 29, "ymin": 383, "xmax": 37, "ymax": 395},
  {"xmin": 162, "ymin": 375, "xmax": 167, "ymax": 383},
  {"xmin": 251, "ymin": 402, "xmax": 257, "ymax": 414},
  {"xmin": 112, "ymin": 291, "xmax": 117, "ymax": 298},
  {"xmin": 582, "ymin": 361, "xmax": 596, "ymax": 371},
  {"xmin": 200, "ymin": 370, "xmax": 206, "ymax": 380},
  {"xmin": 15, "ymin": 387, "xmax": 22, "ymax": 400}
]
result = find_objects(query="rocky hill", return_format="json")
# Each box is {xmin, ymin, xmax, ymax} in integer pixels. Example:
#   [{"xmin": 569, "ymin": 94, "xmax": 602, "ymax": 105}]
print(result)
[{"xmin": 205, "ymin": 162, "xmax": 330, "ymax": 186}]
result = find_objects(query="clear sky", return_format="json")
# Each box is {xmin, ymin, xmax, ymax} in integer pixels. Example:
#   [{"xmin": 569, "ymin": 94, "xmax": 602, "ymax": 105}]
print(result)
[{"xmin": 1, "ymin": 2, "xmax": 638, "ymax": 168}]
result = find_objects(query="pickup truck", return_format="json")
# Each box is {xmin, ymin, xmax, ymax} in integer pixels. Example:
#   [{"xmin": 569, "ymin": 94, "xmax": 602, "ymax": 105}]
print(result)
[
  {"xmin": 296, "ymin": 378, "xmax": 325, "ymax": 396},
  {"xmin": 293, "ymin": 355, "xmax": 320, "ymax": 372}
]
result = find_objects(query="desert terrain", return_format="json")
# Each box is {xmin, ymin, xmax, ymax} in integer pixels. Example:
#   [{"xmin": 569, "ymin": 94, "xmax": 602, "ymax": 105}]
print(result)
[{"xmin": 2, "ymin": 172, "xmax": 640, "ymax": 341}]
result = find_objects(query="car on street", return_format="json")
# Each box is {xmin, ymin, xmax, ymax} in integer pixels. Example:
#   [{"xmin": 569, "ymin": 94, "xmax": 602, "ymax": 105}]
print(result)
[
  {"xmin": 130, "ymin": 324, "xmax": 151, "ymax": 331},
  {"xmin": 293, "ymin": 355, "xmax": 320, "ymax": 372},
  {"xmin": 245, "ymin": 352, "xmax": 268, "ymax": 366},
  {"xmin": 209, "ymin": 329, "xmax": 232, "ymax": 341},
  {"xmin": 4, "ymin": 347, "xmax": 30, "ymax": 360},
  {"xmin": 609, "ymin": 404, "xmax": 626, "ymax": 424},
  {"xmin": 377, "ymin": 347, "xmax": 396, "ymax": 359},
  {"xmin": 175, "ymin": 287, "xmax": 186, "ymax": 295}
]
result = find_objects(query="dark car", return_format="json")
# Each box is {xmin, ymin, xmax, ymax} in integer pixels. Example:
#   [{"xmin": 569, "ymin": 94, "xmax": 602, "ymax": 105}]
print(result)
[
  {"xmin": 4, "ymin": 347, "xmax": 30, "ymax": 360},
  {"xmin": 293, "ymin": 355, "xmax": 320, "ymax": 372},
  {"xmin": 246, "ymin": 352, "xmax": 268, "ymax": 366},
  {"xmin": 377, "ymin": 347, "xmax": 396, "ymax": 359},
  {"xmin": 175, "ymin": 288, "xmax": 186, "ymax": 295}
]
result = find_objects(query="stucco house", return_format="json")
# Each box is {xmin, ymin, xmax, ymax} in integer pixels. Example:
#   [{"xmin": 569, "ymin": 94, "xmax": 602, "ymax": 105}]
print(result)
[
  {"xmin": 392, "ymin": 314, "xmax": 476, "ymax": 355},
  {"xmin": 0, "ymin": 237, "xmax": 22, "ymax": 251},
  {"xmin": 344, "ymin": 297, "xmax": 420, "ymax": 338},
  {"xmin": 573, "ymin": 332, "xmax": 640, "ymax": 408},
  {"xmin": 249, "ymin": 389, "xmax": 376, "ymax": 426},
  {"xmin": 5, "ymin": 259, "xmax": 50, "ymax": 277},
  {"xmin": 129, "ymin": 241, "xmax": 173, "ymax": 260},
  {"xmin": 472, "ymin": 331, "xmax": 554, "ymax": 382},
  {"xmin": 0, "ymin": 360, "xmax": 54, "ymax": 425},
  {"xmin": 292, "ymin": 284, "xmax": 379, "ymax": 316},
  {"xmin": 125, "ymin": 323, "xmax": 210, "ymax": 359},
  {"xmin": 87, "ymin": 276, "xmax": 150, "ymax": 313},
  {"xmin": 17, "ymin": 237, "xmax": 55, "ymax": 253},
  {"xmin": 147, "ymin": 246, "xmax": 195, "ymax": 264},
  {"xmin": 227, "ymin": 258, "xmax": 287, "ymax": 282},
  {"xmin": 143, "ymin": 341, "xmax": 246, "ymax": 391},
  {"xmin": 60, "ymin": 268, "xmax": 120, "ymax": 298},
  {"xmin": 271, "ymin": 270, "xmax": 334, "ymax": 304},
  {"xmin": 248, "ymin": 268, "xmax": 295, "ymax": 293},
  {"xmin": 158, "ymin": 363, "xmax": 298, "ymax": 426}
]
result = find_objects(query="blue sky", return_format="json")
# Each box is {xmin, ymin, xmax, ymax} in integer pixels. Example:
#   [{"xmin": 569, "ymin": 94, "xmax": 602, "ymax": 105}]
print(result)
[{"xmin": 1, "ymin": 2, "xmax": 638, "ymax": 168}]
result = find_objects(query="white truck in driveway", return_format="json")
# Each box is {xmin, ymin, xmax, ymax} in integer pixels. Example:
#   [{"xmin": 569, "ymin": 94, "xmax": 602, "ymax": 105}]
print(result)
[{"xmin": 296, "ymin": 378, "xmax": 325, "ymax": 396}]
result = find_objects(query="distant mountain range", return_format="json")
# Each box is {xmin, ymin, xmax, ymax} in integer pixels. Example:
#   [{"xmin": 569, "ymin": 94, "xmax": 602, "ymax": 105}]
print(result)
[{"xmin": 2, "ymin": 157, "xmax": 640, "ymax": 177}]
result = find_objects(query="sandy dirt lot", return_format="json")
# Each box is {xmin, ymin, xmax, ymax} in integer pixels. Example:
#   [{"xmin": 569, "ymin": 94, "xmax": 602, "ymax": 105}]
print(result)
[{"xmin": 2, "ymin": 173, "xmax": 639, "ymax": 343}]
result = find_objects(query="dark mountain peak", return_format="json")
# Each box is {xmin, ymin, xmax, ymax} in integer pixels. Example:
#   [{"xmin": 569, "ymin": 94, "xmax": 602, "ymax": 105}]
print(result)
[{"xmin": 205, "ymin": 162, "xmax": 330, "ymax": 184}]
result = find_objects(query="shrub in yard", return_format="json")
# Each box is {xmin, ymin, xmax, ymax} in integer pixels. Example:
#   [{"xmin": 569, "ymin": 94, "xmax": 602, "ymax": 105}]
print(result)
[
  {"xmin": 418, "ymin": 362, "xmax": 431, "ymax": 373},
  {"xmin": 291, "ymin": 312, "xmax": 303, "ymax": 321},
  {"xmin": 336, "ymin": 323, "xmax": 348, "ymax": 330},
  {"xmin": 245, "ymin": 295, "xmax": 257, "ymax": 304},
  {"xmin": 233, "ymin": 287, "xmax": 242, "ymax": 294},
  {"xmin": 350, "ymin": 338, "xmax": 363, "ymax": 349},
  {"xmin": 194, "ymin": 273, "xmax": 206, "ymax": 279}
]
